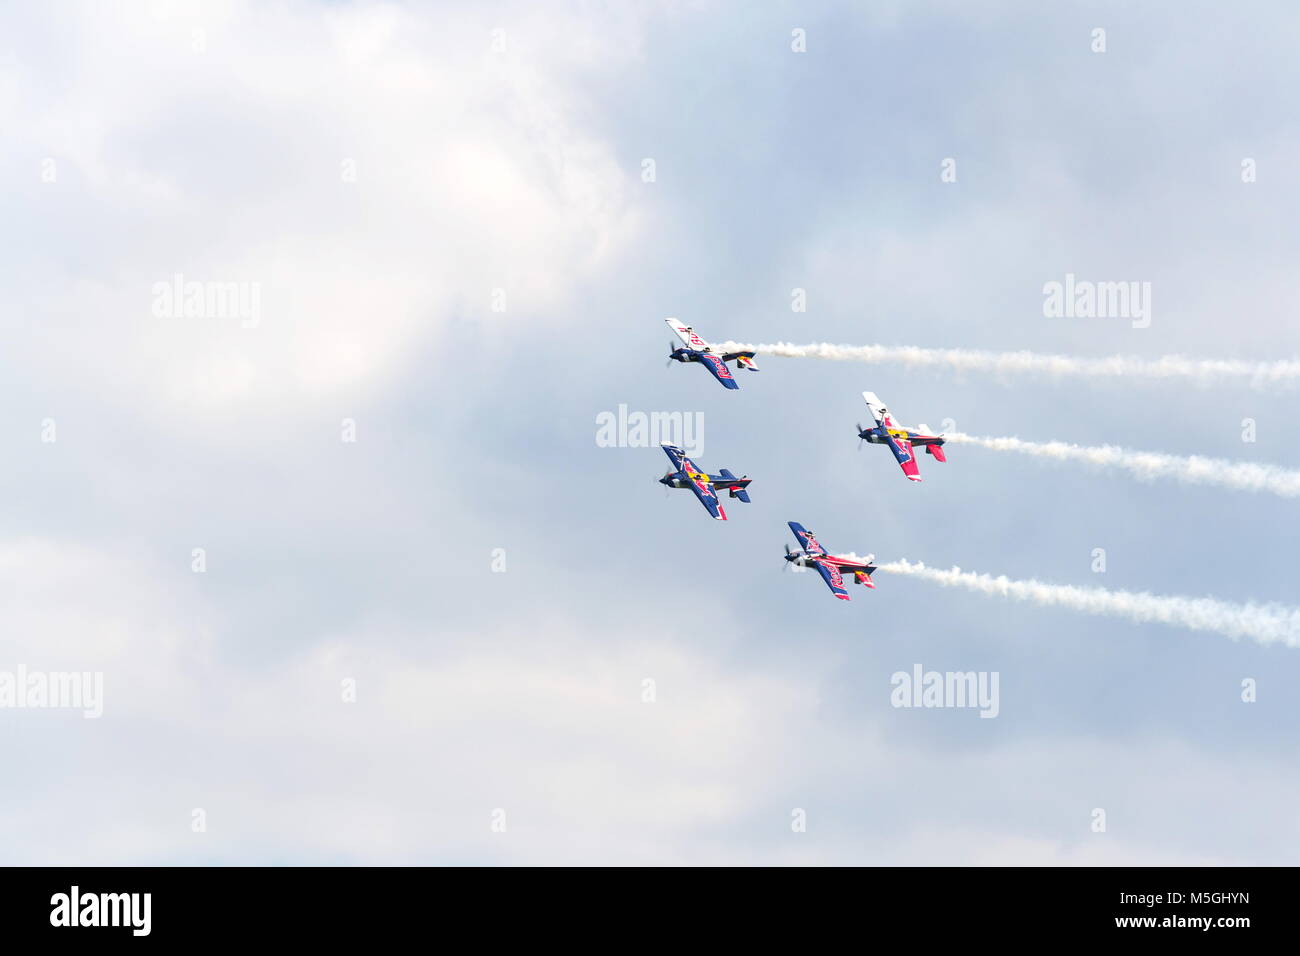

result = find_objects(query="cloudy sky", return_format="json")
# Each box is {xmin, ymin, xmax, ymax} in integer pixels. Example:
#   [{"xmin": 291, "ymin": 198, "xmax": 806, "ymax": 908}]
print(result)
[{"xmin": 2, "ymin": 0, "xmax": 1299, "ymax": 865}]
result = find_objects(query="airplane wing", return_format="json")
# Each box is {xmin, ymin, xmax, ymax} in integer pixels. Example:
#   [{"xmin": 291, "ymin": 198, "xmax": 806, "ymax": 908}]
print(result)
[
  {"xmin": 812, "ymin": 558, "xmax": 850, "ymax": 600},
  {"xmin": 660, "ymin": 443, "xmax": 688, "ymax": 472},
  {"xmin": 665, "ymin": 317, "xmax": 710, "ymax": 351},
  {"xmin": 787, "ymin": 521, "xmax": 826, "ymax": 555},
  {"xmin": 697, "ymin": 352, "xmax": 739, "ymax": 389},
  {"xmin": 687, "ymin": 476, "xmax": 726, "ymax": 520},
  {"xmin": 666, "ymin": 447, "xmax": 725, "ymax": 519},
  {"xmin": 862, "ymin": 392, "xmax": 919, "ymax": 480},
  {"xmin": 862, "ymin": 391, "xmax": 890, "ymax": 428},
  {"xmin": 884, "ymin": 433, "xmax": 922, "ymax": 481}
]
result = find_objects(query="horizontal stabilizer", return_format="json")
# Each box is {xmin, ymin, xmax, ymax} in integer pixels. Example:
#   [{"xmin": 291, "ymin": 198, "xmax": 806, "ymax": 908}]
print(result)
[
  {"xmin": 722, "ymin": 351, "xmax": 759, "ymax": 371},
  {"xmin": 716, "ymin": 469, "xmax": 752, "ymax": 501}
]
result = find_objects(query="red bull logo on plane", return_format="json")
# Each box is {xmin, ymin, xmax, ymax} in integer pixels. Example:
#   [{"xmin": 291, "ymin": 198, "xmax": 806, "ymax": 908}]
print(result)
[{"xmin": 702, "ymin": 354, "xmax": 733, "ymax": 379}]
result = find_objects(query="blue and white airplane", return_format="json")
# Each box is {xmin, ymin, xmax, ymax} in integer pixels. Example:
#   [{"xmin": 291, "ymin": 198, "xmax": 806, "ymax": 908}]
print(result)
[
  {"xmin": 665, "ymin": 318, "xmax": 759, "ymax": 390},
  {"xmin": 784, "ymin": 521, "xmax": 877, "ymax": 600},
  {"xmin": 658, "ymin": 444, "xmax": 752, "ymax": 521}
]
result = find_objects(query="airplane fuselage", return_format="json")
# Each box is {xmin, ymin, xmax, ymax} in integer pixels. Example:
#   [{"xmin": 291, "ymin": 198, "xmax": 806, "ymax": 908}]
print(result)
[
  {"xmin": 660, "ymin": 474, "xmax": 715, "ymax": 496},
  {"xmin": 861, "ymin": 425, "xmax": 942, "ymax": 445},
  {"xmin": 788, "ymin": 551, "xmax": 874, "ymax": 571},
  {"xmin": 660, "ymin": 463, "xmax": 725, "ymax": 500}
]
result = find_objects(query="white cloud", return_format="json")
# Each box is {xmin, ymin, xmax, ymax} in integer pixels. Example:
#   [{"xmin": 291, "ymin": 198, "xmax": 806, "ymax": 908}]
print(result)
[
  {"xmin": 0, "ymin": 538, "xmax": 211, "ymax": 713},
  {"xmin": 2, "ymin": 0, "xmax": 644, "ymax": 420}
]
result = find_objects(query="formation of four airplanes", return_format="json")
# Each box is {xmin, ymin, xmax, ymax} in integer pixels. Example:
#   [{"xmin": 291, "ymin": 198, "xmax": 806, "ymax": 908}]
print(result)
[{"xmin": 660, "ymin": 317, "xmax": 948, "ymax": 602}]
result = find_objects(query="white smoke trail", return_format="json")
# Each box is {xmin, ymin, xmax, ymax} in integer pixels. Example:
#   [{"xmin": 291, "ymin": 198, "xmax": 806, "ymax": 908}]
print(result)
[
  {"xmin": 878, "ymin": 559, "xmax": 1300, "ymax": 647},
  {"xmin": 714, "ymin": 341, "xmax": 1300, "ymax": 389},
  {"xmin": 943, "ymin": 432, "xmax": 1300, "ymax": 498}
]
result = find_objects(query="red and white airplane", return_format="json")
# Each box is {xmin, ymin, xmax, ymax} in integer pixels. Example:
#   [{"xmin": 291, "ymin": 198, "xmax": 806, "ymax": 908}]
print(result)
[
  {"xmin": 784, "ymin": 522, "xmax": 877, "ymax": 601},
  {"xmin": 857, "ymin": 391, "xmax": 947, "ymax": 482},
  {"xmin": 665, "ymin": 318, "xmax": 759, "ymax": 390}
]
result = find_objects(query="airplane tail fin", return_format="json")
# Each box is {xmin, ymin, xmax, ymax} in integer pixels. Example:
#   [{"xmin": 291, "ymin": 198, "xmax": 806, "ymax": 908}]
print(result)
[
  {"xmin": 718, "ymin": 468, "xmax": 752, "ymax": 502},
  {"xmin": 854, "ymin": 570, "xmax": 876, "ymax": 589},
  {"xmin": 722, "ymin": 350, "xmax": 759, "ymax": 371},
  {"xmin": 925, "ymin": 443, "xmax": 947, "ymax": 462}
]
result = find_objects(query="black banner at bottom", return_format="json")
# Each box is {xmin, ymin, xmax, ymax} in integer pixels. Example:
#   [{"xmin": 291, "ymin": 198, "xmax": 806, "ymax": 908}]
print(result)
[{"xmin": 0, "ymin": 865, "xmax": 1279, "ymax": 943}]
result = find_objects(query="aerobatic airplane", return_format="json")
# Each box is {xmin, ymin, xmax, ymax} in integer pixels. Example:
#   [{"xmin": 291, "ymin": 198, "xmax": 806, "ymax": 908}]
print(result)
[
  {"xmin": 857, "ymin": 390, "xmax": 947, "ymax": 482},
  {"xmin": 784, "ymin": 521, "xmax": 878, "ymax": 601},
  {"xmin": 664, "ymin": 318, "xmax": 759, "ymax": 390},
  {"xmin": 658, "ymin": 444, "xmax": 752, "ymax": 521}
]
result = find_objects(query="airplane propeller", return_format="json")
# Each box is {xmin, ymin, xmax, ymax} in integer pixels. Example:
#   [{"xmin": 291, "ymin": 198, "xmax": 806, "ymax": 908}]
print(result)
[{"xmin": 857, "ymin": 424, "xmax": 866, "ymax": 450}]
